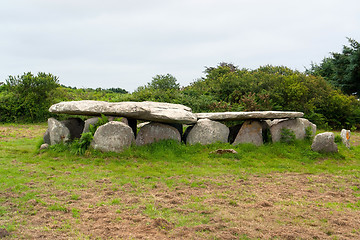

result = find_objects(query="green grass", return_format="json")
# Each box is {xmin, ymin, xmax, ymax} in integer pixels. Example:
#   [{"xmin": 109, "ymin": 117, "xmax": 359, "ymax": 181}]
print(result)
[{"xmin": 1, "ymin": 127, "xmax": 360, "ymax": 239}]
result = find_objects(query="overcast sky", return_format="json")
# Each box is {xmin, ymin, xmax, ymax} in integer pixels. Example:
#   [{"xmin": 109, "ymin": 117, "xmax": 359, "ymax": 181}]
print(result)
[{"xmin": 1, "ymin": 0, "xmax": 360, "ymax": 92}]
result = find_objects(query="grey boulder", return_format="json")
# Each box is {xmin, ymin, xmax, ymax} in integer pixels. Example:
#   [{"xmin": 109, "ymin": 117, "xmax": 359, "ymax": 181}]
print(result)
[
  {"xmin": 268, "ymin": 118, "xmax": 316, "ymax": 142},
  {"xmin": 91, "ymin": 121, "xmax": 135, "ymax": 153},
  {"xmin": 233, "ymin": 120, "xmax": 263, "ymax": 146},
  {"xmin": 47, "ymin": 118, "xmax": 70, "ymax": 145},
  {"xmin": 311, "ymin": 132, "xmax": 338, "ymax": 153},
  {"xmin": 136, "ymin": 122, "xmax": 181, "ymax": 146},
  {"xmin": 82, "ymin": 117, "xmax": 100, "ymax": 134},
  {"xmin": 186, "ymin": 119, "xmax": 229, "ymax": 145}
]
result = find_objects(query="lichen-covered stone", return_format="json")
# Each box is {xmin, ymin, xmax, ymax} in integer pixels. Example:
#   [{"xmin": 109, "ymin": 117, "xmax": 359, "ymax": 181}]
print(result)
[
  {"xmin": 186, "ymin": 119, "xmax": 229, "ymax": 145},
  {"xmin": 233, "ymin": 120, "xmax": 263, "ymax": 146},
  {"xmin": 91, "ymin": 121, "xmax": 135, "ymax": 153},
  {"xmin": 136, "ymin": 122, "xmax": 181, "ymax": 146},
  {"xmin": 48, "ymin": 118, "xmax": 70, "ymax": 145},
  {"xmin": 311, "ymin": 132, "xmax": 338, "ymax": 153}
]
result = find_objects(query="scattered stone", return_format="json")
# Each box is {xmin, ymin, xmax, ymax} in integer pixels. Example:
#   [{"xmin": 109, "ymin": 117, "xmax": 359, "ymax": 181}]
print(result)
[
  {"xmin": 195, "ymin": 111, "xmax": 304, "ymax": 121},
  {"xmin": 137, "ymin": 122, "xmax": 150, "ymax": 129},
  {"xmin": 47, "ymin": 118, "xmax": 70, "ymax": 145},
  {"xmin": 39, "ymin": 143, "xmax": 49, "ymax": 150},
  {"xmin": 210, "ymin": 149, "xmax": 238, "ymax": 154},
  {"xmin": 136, "ymin": 122, "xmax": 181, "ymax": 146},
  {"xmin": 268, "ymin": 118, "xmax": 316, "ymax": 142},
  {"xmin": 49, "ymin": 100, "xmax": 197, "ymax": 124},
  {"xmin": 91, "ymin": 121, "xmax": 135, "ymax": 153},
  {"xmin": 340, "ymin": 129, "xmax": 351, "ymax": 149},
  {"xmin": 61, "ymin": 117, "xmax": 84, "ymax": 140},
  {"xmin": 233, "ymin": 120, "xmax": 263, "ymax": 146},
  {"xmin": 311, "ymin": 132, "xmax": 338, "ymax": 153},
  {"xmin": 186, "ymin": 119, "xmax": 229, "ymax": 145},
  {"xmin": 0, "ymin": 228, "xmax": 10, "ymax": 238}
]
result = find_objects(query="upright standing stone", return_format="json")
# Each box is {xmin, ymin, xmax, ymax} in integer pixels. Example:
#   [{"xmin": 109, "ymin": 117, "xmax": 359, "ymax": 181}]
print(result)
[
  {"xmin": 82, "ymin": 117, "xmax": 100, "ymax": 134},
  {"xmin": 340, "ymin": 129, "xmax": 351, "ymax": 149},
  {"xmin": 186, "ymin": 119, "xmax": 229, "ymax": 145},
  {"xmin": 136, "ymin": 122, "xmax": 181, "ymax": 146},
  {"xmin": 91, "ymin": 121, "xmax": 135, "ymax": 153},
  {"xmin": 228, "ymin": 124, "xmax": 242, "ymax": 144},
  {"xmin": 233, "ymin": 120, "xmax": 263, "ymax": 146},
  {"xmin": 269, "ymin": 118, "xmax": 316, "ymax": 142},
  {"xmin": 47, "ymin": 118, "xmax": 70, "ymax": 145},
  {"xmin": 311, "ymin": 132, "xmax": 338, "ymax": 153}
]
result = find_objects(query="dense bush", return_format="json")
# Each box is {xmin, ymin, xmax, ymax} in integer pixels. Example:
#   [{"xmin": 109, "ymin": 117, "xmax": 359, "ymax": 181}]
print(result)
[
  {"xmin": 0, "ymin": 72, "xmax": 59, "ymax": 122},
  {"xmin": 183, "ymin": 64, "xmax": 360, "ymax": 129},
  {"xmin": 2, "ymin": 62, "xmax": 359, "ymax": 130}
]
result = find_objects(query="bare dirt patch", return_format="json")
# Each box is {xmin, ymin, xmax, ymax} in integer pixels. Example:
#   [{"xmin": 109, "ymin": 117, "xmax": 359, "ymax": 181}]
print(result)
[
  {"xmin": 0, "ymin": 124, "xmax": 47, "ymax": 141},
  {"xmin": 2, "ymin": 173, "xmax": 360, "ymax": 239}
]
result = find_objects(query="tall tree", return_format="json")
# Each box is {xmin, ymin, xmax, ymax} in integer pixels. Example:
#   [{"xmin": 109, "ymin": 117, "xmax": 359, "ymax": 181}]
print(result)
[{"xmin": 307, "ymin": 38, "xmax": 360, "ymax": 95}]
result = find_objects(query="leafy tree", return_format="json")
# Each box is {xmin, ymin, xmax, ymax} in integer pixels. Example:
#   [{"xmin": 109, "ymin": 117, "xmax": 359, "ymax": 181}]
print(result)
[
  {"xmin": 145, "ymin": 74, "xmax": 180, "ymax": 91},
  {"xmin": 0, "ymin": 72, "xmax": 59, "ymax": 122},
  {"xmin": 307, "ymin": 38, "xmax": 360, "ymax": 95}
]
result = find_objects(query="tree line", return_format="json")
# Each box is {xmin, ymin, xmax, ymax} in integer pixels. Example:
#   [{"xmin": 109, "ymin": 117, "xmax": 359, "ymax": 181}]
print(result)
[{"xmin": 0, "ymin": 38, "xmax": 359, "ymax": 129}]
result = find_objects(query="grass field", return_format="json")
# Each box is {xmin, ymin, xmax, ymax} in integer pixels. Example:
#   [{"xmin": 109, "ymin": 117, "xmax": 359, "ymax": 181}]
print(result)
[{"xmin": 1, "ymin": 123, "xmax": 360, "ymax": 239}]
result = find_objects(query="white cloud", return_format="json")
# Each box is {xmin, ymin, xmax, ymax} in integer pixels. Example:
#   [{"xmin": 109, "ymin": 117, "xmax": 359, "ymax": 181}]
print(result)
[{"xmin": 0, "ymin": 0, "xmax": 359, "ymax": 91}]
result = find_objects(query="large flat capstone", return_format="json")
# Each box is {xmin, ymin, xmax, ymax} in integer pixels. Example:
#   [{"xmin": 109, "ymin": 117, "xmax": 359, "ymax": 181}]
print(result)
[
  {"xmin": 49, "ymin": 100, "xmax": 197, "ymax": 124},
  {"xmin": 195, "ymin": 111, "xmax": 304, "ymax": 121}
]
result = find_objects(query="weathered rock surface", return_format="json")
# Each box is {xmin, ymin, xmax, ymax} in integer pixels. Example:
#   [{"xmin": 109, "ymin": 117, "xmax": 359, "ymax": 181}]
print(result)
[
  {"xmin": 228, "ymin": 124, "xmax": 242, "ymax": 144},
  {"xmin": 47, "ymin": 118, "xmax": 70, "ymax": 145},
  {"xmin": 186, "ymin": 119, "xmax": 229, "ymax": 145},
  {"xmin": 91, "ymin": 121, "xmax": 135, "ymax": 153},
  {"xmin": 49, "ymin": 100, "xmax": 197, "ymax": 124},
  {"xmin": 43, "ymin": 129, "xmax": 50, "ymax": 144},
  {"xmin": 340, "ymin": 129, "xmax": 351, "ymax": 149},
  {"xmin": 233, "ymin": 120, "xmax": 263, "ymax": 146},
  {"xmin": 268, "ymin": 118, "xmax": 316, "ymax": 142},
  {"xmin": 136, "ymin": 122, "xmax": 181, "ymax": 146},
  {"xmin": 83, "ymin": 117, "xmax": 100, "ymax": 134},
  {"xmin": 61, "ymin": 118, "xmax": 84, "ymax": 140},
  {"xmin": 196, "ymin": 111, "xmax": 304, "ymax": 121},
  {"xmin": 311, "ymin": 132, "xmax": 338, "ymax": 153}
]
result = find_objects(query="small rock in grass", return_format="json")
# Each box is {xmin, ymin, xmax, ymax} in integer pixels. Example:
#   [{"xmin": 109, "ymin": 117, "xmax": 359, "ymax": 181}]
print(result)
[
  {"xmin": 39, "ymin": 143, "xmax": 49, "ymax": 150},
  {"xmin": 210, "ymin": 149, "xmax": 238, "ymax": 154}
]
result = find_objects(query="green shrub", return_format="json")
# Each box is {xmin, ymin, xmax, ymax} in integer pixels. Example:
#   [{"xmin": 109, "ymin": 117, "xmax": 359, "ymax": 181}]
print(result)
[
  {"xmin": 280, "ymin": 128, "xmax": 296, "ymax": 144},
  {"xmin": 0, "ymin": 72, "xmax": 59, "ymax": 122},
  {"xmin": 70, "ymin": 114, "xmax": 109, "ymax": 155}
]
